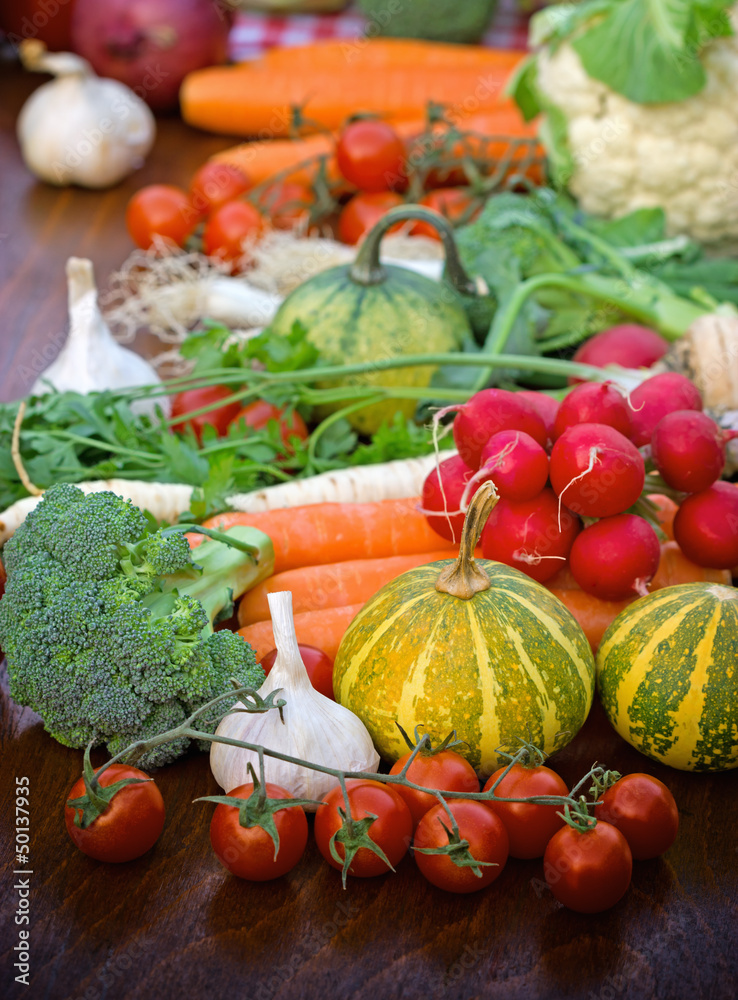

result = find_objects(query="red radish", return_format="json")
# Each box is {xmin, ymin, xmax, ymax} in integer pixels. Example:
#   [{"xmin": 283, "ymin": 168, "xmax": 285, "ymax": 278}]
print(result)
[
  {"xmin": 449, "ymin": 388, "xmax": 547, "ymax": 470},
  {"xmin": 421, "ymin": 455, "xmax": 478, "ymax": 543},
  {"xmin": 570, "ymin": 325, "xmax": 669, "ymax": 382},
  {"xmin": 549, "ymin": 424, "xmax": 645, "ymax": 519},
  {"xmin": 480, "ymin": 487, "xmax": 581, "ymax": 583},
  {"xmin": 553, "ymin": 382, "xmax": 631, "ymax": 441},
  {"xmin": 515, "ymin": 390, "xmax": 559, "ymax": 443},
  {"xmin": 628, "ymin": 373, "xmax": 703, "ymax": 447},
  {"xmin": 569, "ymin": 515, "xmax": 661, "ymax": 600},
  {"xmin": 478, "ymin": 430, "xmax": 549, "ymax": 502},
  {"xmin": 651, "ymin": 410, "xmax": 729, "ymax": 493},
  {"xmin": 673, "ymin": 482, "xmax": 738, "ymax": 568}
]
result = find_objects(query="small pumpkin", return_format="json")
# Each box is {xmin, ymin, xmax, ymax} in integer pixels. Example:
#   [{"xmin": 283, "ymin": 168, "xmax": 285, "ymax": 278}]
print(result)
[
  {"xmin": 333, "ymin": 482, "xmax": 596, "ymax": 777},
  {"xmin": 264, "ymin": 205, "xmax": 480, "ymax": 435},
  {"xmin": 596, "ymin": 582, "xmax": 738, "ymax": 772}
]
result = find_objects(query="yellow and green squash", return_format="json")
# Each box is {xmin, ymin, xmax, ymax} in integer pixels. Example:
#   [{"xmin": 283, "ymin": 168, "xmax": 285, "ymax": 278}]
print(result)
[
  {"xmin": 596, "ymin": 582, "xmax": 738, "ymax": 772},
  {"xmin": 333, "ymin": 483, "xmax": 596, "ymax": 777}
]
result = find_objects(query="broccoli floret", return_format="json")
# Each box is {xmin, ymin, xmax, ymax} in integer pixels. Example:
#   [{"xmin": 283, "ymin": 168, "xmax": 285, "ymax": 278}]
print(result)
[{"xmin": 0, "ymin": 484, "xmax": 274, "ymax": 767}]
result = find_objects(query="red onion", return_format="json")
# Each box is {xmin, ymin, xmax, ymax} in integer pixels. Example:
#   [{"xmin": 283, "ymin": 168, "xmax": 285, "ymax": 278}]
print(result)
[{"xmin": 69, "ymin": 0, "xmax": 232, "ymax": 112}]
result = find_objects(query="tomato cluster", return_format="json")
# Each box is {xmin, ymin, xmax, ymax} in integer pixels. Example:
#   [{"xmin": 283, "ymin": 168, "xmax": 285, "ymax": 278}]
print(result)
[
  {"xmin": 422, "ymin": 373, "xmax": 738, "ymax": 609},
  {"xmin": 65, "ymin": 744, "xmax": 678, "ymax": 915}
]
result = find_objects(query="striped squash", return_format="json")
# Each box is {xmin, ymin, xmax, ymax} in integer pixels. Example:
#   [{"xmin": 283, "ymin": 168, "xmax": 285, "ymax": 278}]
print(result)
[
  {"xmin": 596, "ymin": 583, "xmax": 738, "ymax": 772},
  {"xmin": 333, "ymin": 484, "xmax": 595, "ymax": 777}
]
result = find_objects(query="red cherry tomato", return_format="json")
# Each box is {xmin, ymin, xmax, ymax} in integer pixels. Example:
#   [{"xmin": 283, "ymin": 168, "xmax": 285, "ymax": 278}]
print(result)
[
  {"xmin": 337, "ymin": 191, "xmax": 404, "ymax": 245},
  {"xmin": 314, "ymin": 779, "xmax": 413, "ymax": 878},
  {"xmin": 413, "ymin": 799, "xmax": 509, "ymax": 894},
  {"xmin": 209, "ymin": 782, "xmax": 308, "ymax": 881},
  {"xmin": 259, "ymin": 181, "xmax": 314, "ymax": 230},
  {"xmin": 170, "ymin": 385, "xmax": 242, "ymax": 443},
  {"xmin": 228, "ymin": 400, "xmax": 308, "ymax": 455},
  {"xmin": 483, "ymin": 763, "xmax": 568, "ymax": 859},
  {"xmin": 65, "ymin": 764, "xmax": 165, "ymax": 863},
  {"xmin": 594, "ymin": 773, "xmax": 679, "ymax": 860},
  {"xmin": 203, "ymin": 200, "xmax": 265, "ymax": 263},
  {"xmin": 126, "ymin": 184, "xmax": 195, "ymax": 250},
  {"xmin": 410, "ymin": 188, "xmax": 481, "ymax": 239},
  {"xmin": 189, "ymin": 162, "xmax": 251, "ymax": 218},
  {"xmin": 336, "ymin": 120, "xmax": 406, "ymax": 192},
  {"xmin": 543, "ymin": 821, "xmax": 633, "ymax": 913},
  {"xmin": 388, "ymin": 747, "xmax": 479, "ymax": 830},
  {"xmin": 260, "ymin": 644, "xmax": 335, "ymax": 701}
]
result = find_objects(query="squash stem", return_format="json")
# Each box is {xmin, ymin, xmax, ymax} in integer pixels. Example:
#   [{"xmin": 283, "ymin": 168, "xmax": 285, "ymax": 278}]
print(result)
[
  {"xmin": 350, "ymin": 204, "xmax": 481, "ymax": 297},
  {"xmin": 435, "ymin": 481, "xmax": 499, "ymax": 600}
]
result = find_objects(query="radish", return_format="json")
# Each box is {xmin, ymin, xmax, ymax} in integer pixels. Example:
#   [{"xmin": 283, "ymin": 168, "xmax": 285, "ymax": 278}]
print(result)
[
  {"xmin": 476, "ymin": 430, "xmax": 549, "ymax": 502},
  {"xmin": 515, "ymin": 390, "xmax": 559, "ymax": 443},
  {"xmin": 569, "ymin": 514, "xmax": 661, "ymax": 601},
  {"xmin": 673, "ymin": 482, "xmax": 738, "ymax": 568},
  {"xmin": 570, "ymin": 324, "xmax": 669, "ymax": 382},
  {"xmin": 480, "ymin": 487, "xmax": 581, "ymax": 583},
  {"xmin": 553, "ymin": 381, "xmax": 631, "ymax": 441},
  {"xmin": 651, "ymin": 410, "xmax": 731, "ymax": 493},
  {"xmin": 421, "ymin": 454, "xmax": 478, "ymax": 543},
  {"xmin": 549, "ymin": 423, "xmax": 645, "ymax": 519},
  {"xmin": 628, "ymin": 372, "xmax": 703, "ymax": 447},
  {"xmin": 448, "ymin": 388, "xmax": 547, "ymax": 470}
]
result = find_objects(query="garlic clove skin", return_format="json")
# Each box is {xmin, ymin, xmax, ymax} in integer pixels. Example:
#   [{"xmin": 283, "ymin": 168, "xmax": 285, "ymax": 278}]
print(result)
[
  {"xmin": 17, "ymin": 41, "xmax": 155, "ymax": 190},
  {"xmin": 31, "ymin": 257, "xmax": 170, "ymax": 418},
  {"xmin": 210, "ymin": 591, "xmax": 380, "ymax": 807}
]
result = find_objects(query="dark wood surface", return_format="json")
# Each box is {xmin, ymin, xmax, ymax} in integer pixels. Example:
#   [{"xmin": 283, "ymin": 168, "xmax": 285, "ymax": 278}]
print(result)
[{"xmin": 1, "ymin": 57, "xmax": 737, "ymax": 1000}]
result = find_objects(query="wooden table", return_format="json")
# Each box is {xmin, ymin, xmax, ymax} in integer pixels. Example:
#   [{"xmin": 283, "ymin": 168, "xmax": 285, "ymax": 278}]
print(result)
[{"xmin": 1, "ymin": 58, "xmax": 737, "ymax": 1000}]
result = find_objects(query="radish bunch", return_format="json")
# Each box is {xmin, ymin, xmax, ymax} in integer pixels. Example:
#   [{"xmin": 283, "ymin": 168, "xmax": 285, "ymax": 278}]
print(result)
[{"xmin": 422, "ymin": 373, "xmax": 738, "ymax": 603}]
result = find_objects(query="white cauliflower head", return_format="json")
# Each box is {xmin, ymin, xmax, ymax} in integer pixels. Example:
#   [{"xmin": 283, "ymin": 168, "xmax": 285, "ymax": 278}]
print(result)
[{"xmin": 531, "ymin": 6, "xmax": 738, "ymax": 242}]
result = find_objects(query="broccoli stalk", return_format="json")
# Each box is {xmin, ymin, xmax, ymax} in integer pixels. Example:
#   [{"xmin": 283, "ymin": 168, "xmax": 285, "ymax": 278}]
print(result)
[{"xmin": 0, "ymin": 484, "xmax": 275, "ymax": 767}]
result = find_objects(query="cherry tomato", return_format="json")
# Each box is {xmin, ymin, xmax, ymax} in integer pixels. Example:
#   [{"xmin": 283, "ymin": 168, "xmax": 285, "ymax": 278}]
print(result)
[
  {"xmin": 65, "ymin": 764, "xmax": 165, "ymax": 863},
  {"xmin": 483, "ymin": 763, "xmax": 568, "ymax": 859},
  {"xmin": 337, "ymin": 191, "xmax": 404, "ymax": 245},
  {"xmin": 203, "ymin": 199, "xmax": 265, "ymax": 263},
  {"xmin": 389, "ymin": 748, "xmax": 479, "ymax": 829},
  {"xmin": 228, "ymin": 400, "xmax": 309, "ymax": 455},
  {"xmin": 126, "ymin": 184, "xmax": 195, "ymax": 250},
  {"xmin": 170, "ymin": 385, "xmax": 243, "ymax": 443},
  {"xmin": 336, "ymin": 120, "xmax": 406, "ymax": 192},
  {"xmin": 314, "ymin": 779, "xmax": 413, "ymax": 878},
  {"xmin": 209, "ymin": 782, "xmax": 308, "ymax": 881},
  {"xmin": 189, "ymin": 162, "xmax": 251, "ymax": 218},
  {"xmin": 410, "ymin": 189, "xmax": 482, "ymax": 239},
  {"xmin": 260, "ymin": 644, "xmax": 334, "ymax": 701},
  {"xmin": 594, "ymin": 773, "xmax": 679, "ymax": 860},
  {"xmin": 543, "ymin": 821, "xmax": 633, "ymax": 913},
  {"xmin": 259, "ymin": 181, "xmax": 314, "ymax": 231},
  {"xmin": 413, "ymin": 799, "xmax": 509, "ymax": 894}
]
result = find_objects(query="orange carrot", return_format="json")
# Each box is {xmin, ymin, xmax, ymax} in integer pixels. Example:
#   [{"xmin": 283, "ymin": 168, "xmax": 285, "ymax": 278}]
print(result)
[
  {"xmin": 545, "ymin": 585, "xmax": 634, "ymax": 653},
  {"xmin": 181, "ymin": 48, "xmax": 530, "ymax": 137},
  {"xmin": 237, "ymin": 548, "xmax": 465, "ymax": 627},
  {"xmin": 212, "ymin": 109, "xmax": 541, "ymax": 188},
  {"xmin": 201, "ymin": 498, "xmax": 455, "ymax": 574},
  {"xmin": 239, "ymin": 603, "xmax": 364, "ymax": 662},
  {"xmin": 646, "ymin": 493, "xmax": 678, "ymax": 541},
  {"xmin": 650, "ymin": 541, "xmax": 730, "ymax": 589}
]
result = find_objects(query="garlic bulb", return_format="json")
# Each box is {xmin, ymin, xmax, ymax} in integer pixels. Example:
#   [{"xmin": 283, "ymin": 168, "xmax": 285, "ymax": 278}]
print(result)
[
  {"xmin": 210, "ymin": 592, "xmax": 379, "ymax": 805},
  {"xmin": 31, "ymin": 257, "xmax": 170, "ymax": 418},
  {"xmin": 17, "ymin": 40, "xmax": 155, "ymax": 189}
]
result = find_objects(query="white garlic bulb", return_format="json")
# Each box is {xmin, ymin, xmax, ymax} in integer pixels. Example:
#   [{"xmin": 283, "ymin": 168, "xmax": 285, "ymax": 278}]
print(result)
[
  {"xmin": 210, "ymin": 591, "xmax": 380, "ymax": 806},
  {"xmin": 31, "ymin": 257, "xmax": 170, "ymax": 418},
  {"xmin": 17, "ymin": 40, "xmax": 155, "ymax": 189}
]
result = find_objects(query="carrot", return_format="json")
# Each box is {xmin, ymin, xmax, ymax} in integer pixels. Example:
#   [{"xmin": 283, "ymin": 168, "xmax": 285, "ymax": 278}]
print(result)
[
  {"xmin": 201, "ymin": 497, "xmax": 455, "ymax": 574},
  {"xmin": 650, "ymin": 541, "xmax": 730, "ymax": 589},
  {"xmin": 239, "ymin": 603, "xmax": 364, "ymax": 662},
  {"xmin": 212, "ymin": 110, "xmax": 541, "ymax": 188},
  {"xmin": 646, "ymin": 493, "xmax": 678, "ymax": 540},
  {"xmin": 545, "ymin": 585, "xmax": 634, "ymax": 653},
  {"xmin": 181, "ymin": 50, "xmax": 530, "ymax": 137},
  {"xmin": 237, "ymin": 548, "xmax": 464, "ymax": 627}
]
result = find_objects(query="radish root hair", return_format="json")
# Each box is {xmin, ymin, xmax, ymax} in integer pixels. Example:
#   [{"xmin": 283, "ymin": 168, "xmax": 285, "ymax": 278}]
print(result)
[
  {"xmin": 512, "ymin": 549, "xmax": 566, "ymax": 566},
  {"xmin": 557, "ymin": 445, "xmax": 600, "ymax": 530},
  {"xmin": 430, "ymin": 403, "xmax": 463, "ymax": 540}
]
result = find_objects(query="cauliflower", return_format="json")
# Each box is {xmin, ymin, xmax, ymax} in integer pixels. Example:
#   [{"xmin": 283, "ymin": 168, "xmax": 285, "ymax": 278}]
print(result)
[{"xmin": 515, "ymin": 2, "xmax": 738, "ymax": 242}]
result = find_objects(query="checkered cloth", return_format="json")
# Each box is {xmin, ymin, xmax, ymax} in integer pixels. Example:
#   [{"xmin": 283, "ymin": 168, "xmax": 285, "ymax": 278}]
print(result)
[{"xmin": 228, "ymin": 0, "xmax": 531, "ymax": 61}]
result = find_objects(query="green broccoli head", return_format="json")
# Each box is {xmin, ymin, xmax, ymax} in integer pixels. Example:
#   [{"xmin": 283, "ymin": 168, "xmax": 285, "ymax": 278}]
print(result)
[{"xmin": 0, "ymin": 484, "xmax": 273, "ymax": 767}]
